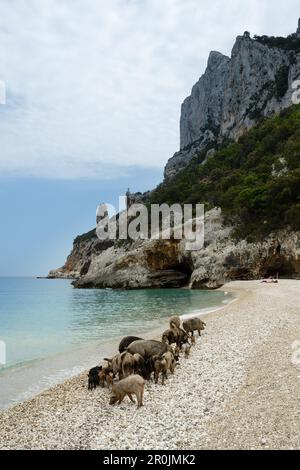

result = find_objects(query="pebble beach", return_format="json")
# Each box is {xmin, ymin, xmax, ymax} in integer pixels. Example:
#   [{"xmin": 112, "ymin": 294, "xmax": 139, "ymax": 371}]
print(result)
[{"xmin": 1, "ymin": 280, "xmax": 300, "ymax": 450}]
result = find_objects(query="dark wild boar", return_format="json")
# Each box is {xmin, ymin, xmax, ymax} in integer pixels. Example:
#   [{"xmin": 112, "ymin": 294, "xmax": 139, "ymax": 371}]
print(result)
[
  {"xmin": 183, "ymin": 317, "xmax": 206, "ymax": 336},
  {"xmin": 118, "ymin": 336, "xmax": 143, "ymax": 353},
  {"xmin": 88, "ymin": 366, "xmax": 101, "ymax": 390}
]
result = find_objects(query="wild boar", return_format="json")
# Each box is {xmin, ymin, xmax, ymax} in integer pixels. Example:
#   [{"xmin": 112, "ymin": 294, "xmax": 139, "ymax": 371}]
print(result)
[
  {"xmin": 118, "ymin": 336, "xmax": 143, "ymax": 353},
  {"xmin": 169, "ymin": 315, "xmax": 181, "ymax": 329},
  {"xmin": 176, "ymin": 329, "xmax": 189, "ymax": 346},
  {"xmin": 98, "ymin": 366, "xmax": 107, "ymax": 388},
  {"xmin": 126, "ymin": 339, "xmax": 168, "ymax": 359},
  {"xmin": 142, "ymin": 356, "xmax": 155, "ymax": 381},
  {"xmin": 162, "ymin": 350, "xmax": 177, "ymax": 374},
  {"xmin": 162, "ymin": 327, "xmax": 188, "ymax": 347},
  {"xmin": 104, "ymin": 353, "xmax": 123, "ymax": 378},
  {"xmin": 106, "ymin": 371, "xmax": 114, "ymax": 388},
  {"xmin": 183, "ymin": 317, "xmax": 206, "ymax": 336},
  {"xmin": 88, "ymin": 366, "xmax": 101, "ymax": 390},
  {"xmin": 171, "ymin": 344, "xmax": 181, "ymax": 359},
  {"xmin": 121, "ymin": 352, "xmax": 135, "ymax": 378},
  {"xmin": 153, "ymin": 355, "xmax": 168, "ymax": 385},
  {"xmin": 98, "ymin": 366, "xmax": 114, "ymax": 388},
  {"xmin": 162, "ymin": 328, "xmax": 177, "ymax": 345},
  {"xmin": 181, "ymin": 342, "xmax": 191, "ymax": 358},
  {"xmin": 133, "ymin": 353, "xmax": 146, "ymax": 377},
  {"xmin": 109, "ymin": 374, "xmax": 145, "ymax": 408}
]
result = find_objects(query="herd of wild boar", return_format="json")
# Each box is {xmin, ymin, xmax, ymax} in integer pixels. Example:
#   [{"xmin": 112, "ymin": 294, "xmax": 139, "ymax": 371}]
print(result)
[{"xmin": 87, "ymin": 316, "xmax": 206, "ymax": 408}]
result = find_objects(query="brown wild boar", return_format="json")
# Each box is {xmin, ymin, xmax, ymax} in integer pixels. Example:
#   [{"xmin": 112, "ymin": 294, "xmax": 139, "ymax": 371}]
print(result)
[
  {"xmin": 183, "ymin": 317, "xmax": 206, "ymax": 337},
  {"xmin": 99, "ymin": 367, "xmax": 114, "ymax": 388},
  {"xmin": 171, "ymin": 343, "xmax": 180, "ymax": 358},
  {"xmin": 98, "ymin": 366, "xmax": 109, "ymax": 388},
  {"xmin": 169, "ymin": 315, "xmax": 181, "ymax": 329},
  {"xmin": 106, "ymin": 371, "xmax": 114, "ymax": 388},
  {"xmin": 104, "ymin": 353, "xmax": 123, "ymax": 378},
  {"xmin": 153, "ymin": 355, "xmax": 168, "ymax": 385},
  {"xmin": 121, "ymin": 352, "xmax": 135, "ymax": 377},
  {"xmin": 181, "ymin": 342, "xmax": 191, "ymax": 358},
  {"xmin": 109, "ymin": 374, "xmax": 145, "ymax": 408},
  {"xmin": 126, "ymin": 339, "xmax": 167, "ymax": 358},
  {"xmin": 162, "ymin": 350, "xmax": 177, "ymax": 374}
]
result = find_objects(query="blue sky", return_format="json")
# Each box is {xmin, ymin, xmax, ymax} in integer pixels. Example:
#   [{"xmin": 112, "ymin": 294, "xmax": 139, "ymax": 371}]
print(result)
[
  {"xmin": 0, "ymin": 170, "xmax": 162, "ymax": 276},
  {"xmin": 0, "ymin": 0, "xmax": 299, "ymax": 276}
]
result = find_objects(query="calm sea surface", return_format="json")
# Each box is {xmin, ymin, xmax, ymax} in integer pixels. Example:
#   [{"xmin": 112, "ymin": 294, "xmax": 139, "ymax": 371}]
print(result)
[{"xmin": 0, "ymin": 278, "xmax": 231, "ymax": 371}]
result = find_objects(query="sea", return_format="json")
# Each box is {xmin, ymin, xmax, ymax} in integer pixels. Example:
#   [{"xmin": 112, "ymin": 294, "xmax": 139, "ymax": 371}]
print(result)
[{"xmin": 0, "ymin": 277, "xmax": 232, "ymax": 409}]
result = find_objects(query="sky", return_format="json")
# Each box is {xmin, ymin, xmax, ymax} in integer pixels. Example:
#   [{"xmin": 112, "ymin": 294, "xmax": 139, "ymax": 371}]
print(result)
[{"xmin": 0, "ymin": 0, "xmax": 299, "ymax": 276}]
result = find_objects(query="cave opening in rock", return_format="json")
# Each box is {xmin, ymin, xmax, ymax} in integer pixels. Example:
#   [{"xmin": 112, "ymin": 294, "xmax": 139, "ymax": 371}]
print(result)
[
  {"xmin": 169, "ymin": 261, "xmax": 193, "ymax": 286},
  {"xmin": 261, "ymin": 256, "xmax": 298, "ymax": 279}
]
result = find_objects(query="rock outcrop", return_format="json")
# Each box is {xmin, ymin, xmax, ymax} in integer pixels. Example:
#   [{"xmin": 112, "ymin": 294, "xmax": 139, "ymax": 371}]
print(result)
[
  {"xmin": 188, "ymin": 210, "xmax": 300, "ymax": 288},
  {"xmin": 48, "ymin": 233, "xmax": 113, "ymax": 279},
  {"xmin": 55, "ymin": 208, "xmax": 300, "ymax": 289},
  {"xmin": 164, "ymin": 27, "xmax": 300, "ymax": 179},
  {"xmin": 297, "ymin": 18, "xmax": 300, "ymax": 38},
  {"xmin": 73, "ymin": 238, "xmax": 190, "ymax": 289}
]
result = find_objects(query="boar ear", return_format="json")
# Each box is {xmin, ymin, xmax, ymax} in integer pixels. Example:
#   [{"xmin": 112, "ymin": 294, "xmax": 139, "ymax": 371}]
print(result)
[{"xmin": 104, "ymin": 357, "xmax": 112, "ymax": 363}]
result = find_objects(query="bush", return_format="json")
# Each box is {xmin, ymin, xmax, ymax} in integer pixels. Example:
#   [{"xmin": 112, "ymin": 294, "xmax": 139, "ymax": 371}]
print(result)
[{"xmin": 149, "ymin": 104, "xmax": 300, "ymax": 240}]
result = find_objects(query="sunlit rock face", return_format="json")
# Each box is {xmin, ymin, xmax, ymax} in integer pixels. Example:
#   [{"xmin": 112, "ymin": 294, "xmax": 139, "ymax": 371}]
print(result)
[{"xmin": 165, "ymin": 25, "xmax": 300, "ymax": 180}]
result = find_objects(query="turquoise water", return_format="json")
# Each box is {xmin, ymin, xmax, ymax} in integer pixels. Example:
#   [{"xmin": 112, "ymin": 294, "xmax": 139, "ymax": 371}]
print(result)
[{"xmin": 0, "ymin": 278, "xmax": 230, "ymax": 371}]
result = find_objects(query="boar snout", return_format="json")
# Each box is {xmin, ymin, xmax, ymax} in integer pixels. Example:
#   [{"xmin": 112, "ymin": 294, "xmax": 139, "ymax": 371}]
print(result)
[{"xmin": 109, "ymin": 395, "xmax": 118, "ymax": 405}]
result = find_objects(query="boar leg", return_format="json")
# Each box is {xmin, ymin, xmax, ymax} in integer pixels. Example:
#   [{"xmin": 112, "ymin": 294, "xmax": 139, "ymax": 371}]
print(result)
[
  {"xmin": 136, "ymin": 391, "xmax": 144, "ymax": 407},
  {"xmin": 141, "ymin": 384, "xmax": 145, "ymax": 405},
  {"xmin": 127, "ymin": 393, "xmax": 135, "ymax": 404},
  {"xmin": 117, "ymin": 393, "xmax": 125, "ymax": 405}
]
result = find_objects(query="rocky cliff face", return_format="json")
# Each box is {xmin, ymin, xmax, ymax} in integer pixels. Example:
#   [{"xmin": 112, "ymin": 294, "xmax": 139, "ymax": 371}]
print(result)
[
  {"xmin": 164, "ymin": 29, "xmax": 300, "ymax": 179},
  {"xmin": 66, "ymin": 208, "xmax": 300, "ymax": 289},
  {"xmin": 48, "ymin": 234, "xmax": 113, "ymax": 279}
]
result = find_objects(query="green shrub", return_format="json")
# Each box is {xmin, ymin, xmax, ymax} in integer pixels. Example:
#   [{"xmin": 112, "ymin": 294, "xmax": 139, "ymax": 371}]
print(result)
[
  {"xmin": 74, "ymin": 229, "xmax": 97, "ymax": 244},
  {"xmin": 149, "ymin": 104, "xmax": 300, "ymax": 240}
]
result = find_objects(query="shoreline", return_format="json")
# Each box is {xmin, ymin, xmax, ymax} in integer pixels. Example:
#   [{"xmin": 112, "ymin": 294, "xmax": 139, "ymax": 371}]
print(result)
[
  {"xmin": 0, "ymin": 290, "xmax": 233, "ymax": 411},
  {"xmin": 1, "ymin": 280, "xmax": 300, "ymax": 449}
]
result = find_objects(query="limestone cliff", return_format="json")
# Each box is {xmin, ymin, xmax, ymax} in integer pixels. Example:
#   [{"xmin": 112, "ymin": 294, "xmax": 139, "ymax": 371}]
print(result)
[
  {"xmin": 165, "ymin": 28, "xmax": 300, "ymax": 179},
  {"xmin": 66, "ymin": 208, "xmax": 300, "ymax": 289},
  {"xmin": 48, "ymin": 232, "xmax": 113, "ymax": 279}
]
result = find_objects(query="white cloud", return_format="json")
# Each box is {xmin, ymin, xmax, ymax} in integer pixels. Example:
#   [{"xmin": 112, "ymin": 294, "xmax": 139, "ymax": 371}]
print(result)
[{"xmin": 0, "ymin": 0, "xmax": 299, "ymax": 179}]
